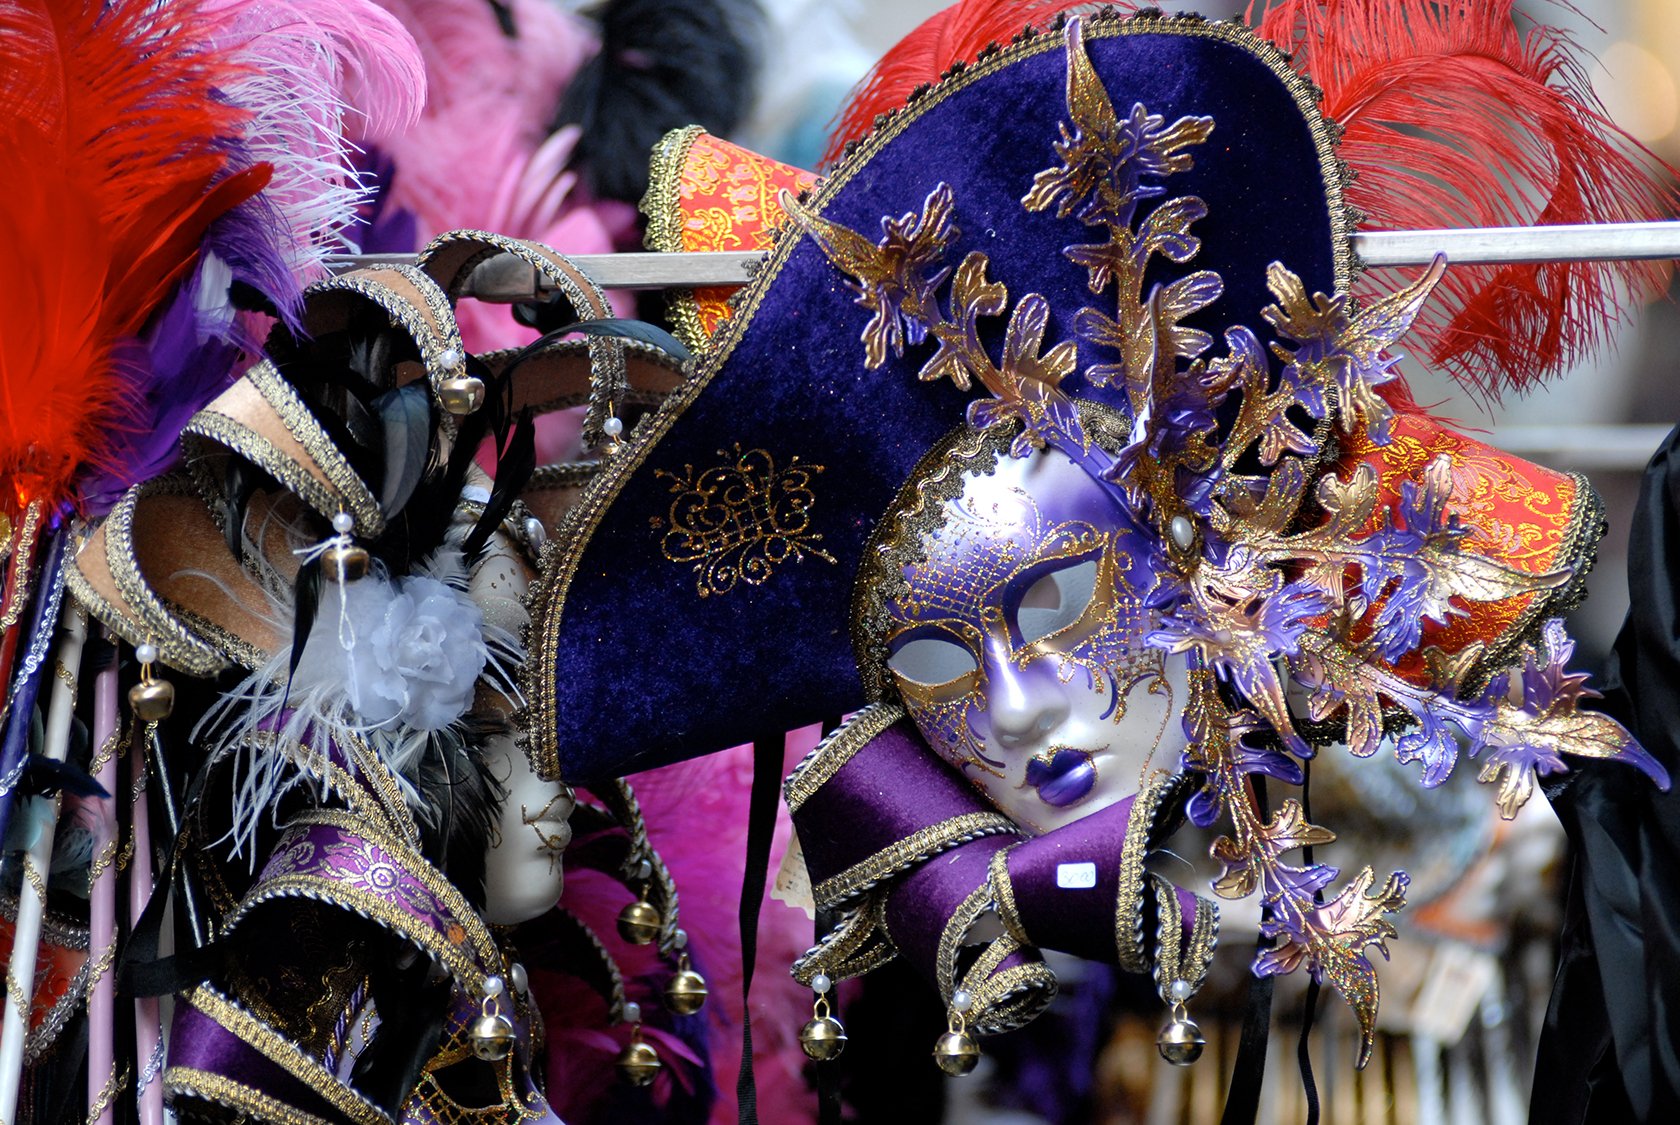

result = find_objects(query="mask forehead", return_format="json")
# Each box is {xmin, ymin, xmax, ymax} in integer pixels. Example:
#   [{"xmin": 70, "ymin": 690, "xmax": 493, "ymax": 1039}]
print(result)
[{"xmin": 898, "ymin": 446, "xmax": 1117, "ymax": 624}]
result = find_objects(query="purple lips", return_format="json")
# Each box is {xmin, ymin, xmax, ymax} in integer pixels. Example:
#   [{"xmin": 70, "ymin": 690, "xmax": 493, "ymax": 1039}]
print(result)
[{"xmin": 1025, "ymin": 749, "xmax": 1096, "ymax": 807}]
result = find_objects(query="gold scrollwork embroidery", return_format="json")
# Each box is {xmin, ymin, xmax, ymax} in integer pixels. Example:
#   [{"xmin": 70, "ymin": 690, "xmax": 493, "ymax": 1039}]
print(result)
[{"xmin": 652, "ymin": 445, "xmax": 837, "ymax": 597}]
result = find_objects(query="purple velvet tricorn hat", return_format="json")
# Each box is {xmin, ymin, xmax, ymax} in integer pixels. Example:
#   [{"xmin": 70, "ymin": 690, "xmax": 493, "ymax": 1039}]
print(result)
[{"xmin": 526, "ymin": 10, "xmax": 1352, "ymax": 783}]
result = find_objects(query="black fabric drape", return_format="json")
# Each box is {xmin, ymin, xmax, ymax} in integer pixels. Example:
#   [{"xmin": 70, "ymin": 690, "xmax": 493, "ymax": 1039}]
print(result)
[{"xmin": 1534, "ymin": 422, "xmax": 1680, "ymax": 1123}]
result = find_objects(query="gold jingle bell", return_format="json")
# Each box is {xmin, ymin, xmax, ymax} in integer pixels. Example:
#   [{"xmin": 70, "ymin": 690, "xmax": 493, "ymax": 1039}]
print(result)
[
  {"xmin": 1156, "ymin": 1009, "xmax": 1206, "ymax": 1066},
  {"xmin": 128, "ymin": 677, "xmax": 175, "ymax": 722},
  {"xmin": 617, "ymin": 1034, "xmax": 662, "ymax": 1087},
  {"xmin": 798, "ymin": 1015, "xmax": 847, "ymax": 1062},
  {"xmin": 469, "ymin": 1012, "xmax": 515, "ymax": 1061},
  {"xmin": 321, "ymin": 540, "xmax": 370, "ymax": 583},
  {"xmin": 932, "ymin": 1030, "xmax": 980, "ymax": 1077},
  {"xmin": 663, "ymin": 959, "xmax": 708, "ymax": 1016},
  {"xmin": 439, "ymin": 374, "xmax": 486, "ymax": 416},
  {"xmin": 617, "ymin": 898, "xmax": 662, "ymax": 945}
]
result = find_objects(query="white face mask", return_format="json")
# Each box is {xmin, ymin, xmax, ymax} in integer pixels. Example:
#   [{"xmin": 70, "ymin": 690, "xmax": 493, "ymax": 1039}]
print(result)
[
  {"xmin": 480, "ymin": 734, "xmax": 574, "ymax": 925},
  {"xmin": 887, "ymin": 447, "xmax": 1190, "ymax": 833}
]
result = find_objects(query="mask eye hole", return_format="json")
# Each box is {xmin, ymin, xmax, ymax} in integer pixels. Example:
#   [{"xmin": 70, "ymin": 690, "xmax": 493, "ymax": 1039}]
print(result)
[
  {"xmin": 888, "ymin": 633, "xmax": 979, "ymax": 687},
  {"xmin": 1015, "ymin": 558, "xmax": 1099, "ymax": 644}
]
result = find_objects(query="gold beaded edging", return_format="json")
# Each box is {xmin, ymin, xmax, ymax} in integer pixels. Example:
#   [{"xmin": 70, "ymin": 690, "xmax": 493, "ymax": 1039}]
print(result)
[
  {"xmin": 640, "ymin": 125, "xmax": 712, "ymax": 355},
  {"xmin": 165, "ymin": 1066, "xmax": 337, "ymax": 1125}
]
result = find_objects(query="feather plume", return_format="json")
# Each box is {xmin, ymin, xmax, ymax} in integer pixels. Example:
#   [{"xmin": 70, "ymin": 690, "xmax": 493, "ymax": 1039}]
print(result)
[
  {"xmin": 1248, "ymin": 0, "xmax": 1678, "ymax": 399},
  {"xmin": 0, "ymin": 0, "xmax": 263, "ymax": 514},
  {"xmin": 822, "ymin": 0, "xmax": 1100, "ymax": 167},
  {"xmin": 200, "ymin": 0, "xmax": 425, "ymax": 297},
  {"xmin": 556, "ymin": 0, "xmax": 764, "ymax": 203},
  {"xmin": 366, "ymin": 0, "xmax": 638, "ymax": 352}
]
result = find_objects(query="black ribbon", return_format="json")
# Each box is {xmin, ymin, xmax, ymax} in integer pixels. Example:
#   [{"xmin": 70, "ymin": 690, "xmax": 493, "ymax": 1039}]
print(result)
[
  {"xmin": 735, "ymin": 733, "xmax": 783, "ymax": 1124},
  {"xmin": 1221, "ymin": 776, "xmax": 1274, "ymax": 1125}
]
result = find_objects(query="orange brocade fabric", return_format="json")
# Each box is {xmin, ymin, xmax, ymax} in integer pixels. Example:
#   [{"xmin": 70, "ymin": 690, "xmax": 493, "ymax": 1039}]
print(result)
[
  {"xmin": 667, "ymin": 133, "xmax": 818, "ymax": 341},
  {"xmin": 1339, "ymin": 412, "xmax": 1584, "ymax": 683}
]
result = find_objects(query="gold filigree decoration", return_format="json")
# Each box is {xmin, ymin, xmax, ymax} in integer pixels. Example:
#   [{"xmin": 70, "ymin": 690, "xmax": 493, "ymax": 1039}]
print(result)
[{"xmin": 652, "ymin": 445, "xmax": 837, "ymax": 597}]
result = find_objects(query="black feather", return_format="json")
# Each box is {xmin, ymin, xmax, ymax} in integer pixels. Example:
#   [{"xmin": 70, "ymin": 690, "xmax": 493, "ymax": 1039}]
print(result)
[
  {"xmin": 283, "ymin": 556, "xmax": 324, "ymax": 718},
  {"xmin": 372, "ymin": 382, "xmax": 433, "ymax": 515},
  {"xmin": 396, "ymin": 354, "xmax": 501, "ymax": 567},
  {"xmin": 19, "ymin": 755, "xmax": 109, "ymax": 800},
  {"xmin": 523, "ymin": 317, "xmax": 691, "ymax": 363},
  {"xmin": 463, "ymin": 410, "xmax": 536, "ymax": 559},
  {"xmin": 223, "ymin": 457, "xmax": 258, "ymax": 563},
  {"xmin": 556, "ymin": 0, "xmax": 764, "ymax": 202}
]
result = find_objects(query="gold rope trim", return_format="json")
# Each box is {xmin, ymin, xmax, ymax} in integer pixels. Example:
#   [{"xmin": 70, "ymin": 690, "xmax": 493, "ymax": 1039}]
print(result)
[
  {"xmin": 812, "ymin": 812, "xmax": 1017, "ymax": 908},
  {"xmin": 165, "ymin": 1067, "xmax": 336, "ymax": 1125},
  {"xmin": 182, "ymin": 986, "xmax": 389, "ymax": 1125},
  {"xmin": 84, "ymin": 1062, "xmax": 130, "ymax": 1125}
]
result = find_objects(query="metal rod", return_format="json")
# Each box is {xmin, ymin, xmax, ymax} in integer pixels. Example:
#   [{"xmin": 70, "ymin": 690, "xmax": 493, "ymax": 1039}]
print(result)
[{"xmin": 325, "ymin": 220, "xmax": 1680, "ymax": 298}]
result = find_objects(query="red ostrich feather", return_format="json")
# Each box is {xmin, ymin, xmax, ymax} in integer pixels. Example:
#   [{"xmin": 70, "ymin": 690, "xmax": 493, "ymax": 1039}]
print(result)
[
  {"xmin": 0, "ymin": 0, "xmax": 267, "ymax": 515},
  {"xmin": 1251, "ymin": 0, "xmax": 1676, "ymax": 399}
]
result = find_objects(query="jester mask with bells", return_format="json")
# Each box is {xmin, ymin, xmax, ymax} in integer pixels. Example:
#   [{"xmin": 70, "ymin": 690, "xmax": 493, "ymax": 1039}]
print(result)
[{"xmin": 531, "ymin": 12, "xmax": 1667, "ymax": 1064}]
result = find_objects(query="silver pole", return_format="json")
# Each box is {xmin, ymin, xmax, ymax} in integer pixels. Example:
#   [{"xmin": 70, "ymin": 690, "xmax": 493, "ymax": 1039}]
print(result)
[{"xmin": 326, "ymin": 220, "xmax": 1680, "ymax": 297}]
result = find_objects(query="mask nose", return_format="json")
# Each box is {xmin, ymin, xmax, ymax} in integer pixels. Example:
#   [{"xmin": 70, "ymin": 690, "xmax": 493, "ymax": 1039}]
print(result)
[{"xmin": 981, "ymin": 652, "xmax": 1069, "ymax": 750}]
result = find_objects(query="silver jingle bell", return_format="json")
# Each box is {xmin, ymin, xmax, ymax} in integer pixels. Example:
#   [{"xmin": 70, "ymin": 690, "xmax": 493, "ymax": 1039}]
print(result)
[
  {"xmin": 1156, "ymin": 1013, "xmax": 1206, "ymax": 1066},
  {"xmin": 439, "ymin": 375, "xmax": 487, "ymax": 416},
  {"xmin": 932, "ymin": 1030, "xmax": 980, "ymax": 1077},
  {"xmin": 469, "ymin": 1012, "xmax": 515, "ymax": 1061},
  {"xmin": 799, "ymin": 1015, "xmax": 848, "ymax": 1061}
]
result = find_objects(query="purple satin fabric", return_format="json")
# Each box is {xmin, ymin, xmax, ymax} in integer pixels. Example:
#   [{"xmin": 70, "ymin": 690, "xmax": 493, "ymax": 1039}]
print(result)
[
  {"xmin": 794, "ymin": 719, "xmax": 1001, "ymax": 894},
  {"xmin": 1004, "ymin": 795, "xmax": 1135, "ymax": 962},
  {"xmin": 1003, "ymin": 795, "xmax": 1201, "ymax": 964},
  {"xmin": 884, "ymin": 833, "xmax": 1014, "ymax": 978},
  {"xmin": 171, "ymin": 998, "xmax": 352, "ymax": 1122}
]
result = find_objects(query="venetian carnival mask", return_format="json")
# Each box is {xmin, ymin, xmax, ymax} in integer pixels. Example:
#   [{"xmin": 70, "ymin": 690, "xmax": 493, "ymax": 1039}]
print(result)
[{"xmin": 886, "ymin": 444, "xmax": 1188, "ymax": 832}]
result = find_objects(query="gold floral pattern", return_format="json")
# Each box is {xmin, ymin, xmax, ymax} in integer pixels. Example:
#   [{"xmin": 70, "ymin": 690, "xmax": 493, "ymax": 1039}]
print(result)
[{"xmin": 652, "ymin": 445, "xmax": 836, "ymax": 598}]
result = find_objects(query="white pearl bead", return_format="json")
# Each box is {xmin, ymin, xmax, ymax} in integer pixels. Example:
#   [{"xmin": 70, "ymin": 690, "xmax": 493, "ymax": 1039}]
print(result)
[
  {"xmin": 622, "ymin": 1000, "xmax": 642, "ymax": 1023},
  {"xmin": 135, "ymin": 643, "xmax": 159, "ymax": 665},
  {"xmin": 812, "ymin": 973, "xmax": 832, "ymax": 995},
  {"xmin": 951, "ymin": 989, "xmax": 973, "ymax": 1013},
  {"xmin": 509, "ymin": 963, "xmax": 528, "ymax": 994},
  {"xmin": 1169, "ymin": 514, "xmax": 1195, "ymax": 551},
  {"xmin": 332, "ymin": 512, "xmax": 355, "ymax": 534},
  {"xmin": 602, "ymin": 416, "xmax": 624, "ymax": 437},
  {"xmin": 673, "ymin": 928, "xmax": 689, "ymax": 951},
  {"xmin": 483, "ymin": 975, "xmax": 504, "ymax": 998},
  {"xmin": 523, "ymin": 517, "xmax": 547, "ymax": 551},
  {"xmin": 635, "ymin": 858, "xmax": 653, "ymax": 881},
  {"xmin": 440, "ymin": 348, "xmax": 462, "ymax": 369},
  {"xmin": 1169, "ymin": 980, "xmax": 1193, "ymax": 1002}
]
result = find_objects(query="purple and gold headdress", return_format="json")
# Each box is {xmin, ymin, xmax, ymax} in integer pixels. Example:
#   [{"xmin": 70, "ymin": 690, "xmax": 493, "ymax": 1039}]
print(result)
[{"xmin": 532, "ymin": 10, "xmax": 1666, "ymax": 1067}]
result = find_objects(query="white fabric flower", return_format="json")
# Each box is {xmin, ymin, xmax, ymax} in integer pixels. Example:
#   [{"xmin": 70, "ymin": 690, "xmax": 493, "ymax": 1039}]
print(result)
[{"xmin": 296, "ymin": 572, "xmax": 490, "ymax": 733}]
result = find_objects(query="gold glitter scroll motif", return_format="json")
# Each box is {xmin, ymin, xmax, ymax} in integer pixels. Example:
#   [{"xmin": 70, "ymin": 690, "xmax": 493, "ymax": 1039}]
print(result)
[{"xmin": 654, "ymin": 446, "xmax": 837, "ymax": 598}]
